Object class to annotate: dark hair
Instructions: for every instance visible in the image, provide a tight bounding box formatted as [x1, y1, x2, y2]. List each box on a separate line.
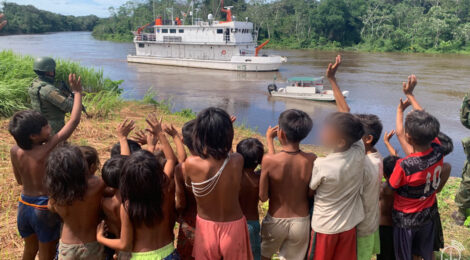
[405, 110, 440, 146]
[383, 155, 400, 179]
[438, 132, 453, 156]
[278, 109, 313, 143]
[355, 114, 383, 146]
[110, 139, 142, 157]
[8, 110, 48, 150]
[102, 155, 127, 189]
[182, 119, 196, 151]
[237, 138, 264, 169]
[193, 107, 233, 160]
[45, 145, 87, 205]
[326, 112, 365, 148]
[80, 146, 99, 171]
[120, 150, 165, 227]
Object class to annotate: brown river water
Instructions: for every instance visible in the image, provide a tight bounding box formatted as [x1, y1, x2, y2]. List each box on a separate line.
[1, 31, 469, 176]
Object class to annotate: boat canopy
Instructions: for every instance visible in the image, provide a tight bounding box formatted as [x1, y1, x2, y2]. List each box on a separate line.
[287, 76, 323, 83]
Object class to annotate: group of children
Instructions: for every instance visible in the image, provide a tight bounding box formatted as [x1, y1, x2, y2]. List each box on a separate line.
[8, 56, 453, 260]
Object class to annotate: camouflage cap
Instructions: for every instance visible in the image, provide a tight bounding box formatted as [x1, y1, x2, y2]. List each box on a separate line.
[33, 57, 56, 72]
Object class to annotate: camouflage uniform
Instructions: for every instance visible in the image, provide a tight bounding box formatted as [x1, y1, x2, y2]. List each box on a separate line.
[455, 93, 470, 215]
[28, 57, 73, 134]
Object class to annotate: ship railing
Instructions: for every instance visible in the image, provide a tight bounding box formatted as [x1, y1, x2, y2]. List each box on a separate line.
[136, 33, 156, 42]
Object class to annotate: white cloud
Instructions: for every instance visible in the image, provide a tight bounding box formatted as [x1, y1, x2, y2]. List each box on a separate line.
[5, 0, 130, 17]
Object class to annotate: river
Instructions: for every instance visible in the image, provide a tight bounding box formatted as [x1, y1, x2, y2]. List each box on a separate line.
[1, 31, 469, 176]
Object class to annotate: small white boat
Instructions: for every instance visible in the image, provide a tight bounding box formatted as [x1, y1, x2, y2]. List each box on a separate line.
[268, 77, 349, 102]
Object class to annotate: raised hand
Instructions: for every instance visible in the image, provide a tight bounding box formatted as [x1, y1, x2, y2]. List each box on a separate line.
[398, 98, 411, 112]
[132, 130, 148, 145]
[163, 124, 178, 137]
[117, 119, 135, 139]
[266, 125, 279, 140]
[68, 73, 83, 94]
[326, 55, 342, 79]
[0, 14, 7, 30]
[402, 75, 417, 96]
[230, 115, 237, 124]
[96, 220, 108, 240]
[383, 130, 396, 144]
[146, 113, 163, 136]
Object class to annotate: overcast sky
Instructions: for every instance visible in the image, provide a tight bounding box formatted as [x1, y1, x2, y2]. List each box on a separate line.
[5, 0, 131, 17]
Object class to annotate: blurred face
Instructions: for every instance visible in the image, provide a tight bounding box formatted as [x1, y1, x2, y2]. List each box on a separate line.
[319, 123, 346, 151]
[30, 124, 51, 145]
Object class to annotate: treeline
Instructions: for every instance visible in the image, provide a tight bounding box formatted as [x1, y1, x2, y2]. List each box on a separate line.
[0, 2, 100, 35]
[92, 0, 470, 53]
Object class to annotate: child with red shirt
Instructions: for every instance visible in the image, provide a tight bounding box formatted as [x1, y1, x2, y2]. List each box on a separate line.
[390, 75, 443, 260]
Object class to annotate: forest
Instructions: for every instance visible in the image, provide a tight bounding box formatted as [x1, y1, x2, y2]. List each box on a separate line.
[91, 0, 470, 53]
[0, 2, 99, 34]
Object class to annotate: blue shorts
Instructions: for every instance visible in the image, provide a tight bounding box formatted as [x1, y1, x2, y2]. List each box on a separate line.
[17, 194, 61, 243]
[393, 221, 434, 260]
[247, 220, 261, 260]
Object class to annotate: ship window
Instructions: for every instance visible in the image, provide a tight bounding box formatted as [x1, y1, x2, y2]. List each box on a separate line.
[138, 43, 145, 48]
[179, 29, 184, 33]
[217, 29, 223, 34]
[170, 29, 176, 33]
[156, 29, 160, 33]
[162, 29, 168, 33]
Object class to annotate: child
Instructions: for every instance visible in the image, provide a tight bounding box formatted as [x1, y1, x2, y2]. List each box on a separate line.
[46, 145, 106, 260]
[327, 55, 384, 260]
[8, 74, 82, 260]
[259, 109, 315, 260]
[377, 155, 399, 260]
[110, 119, 141, 158]
[181, 107, 253, 259]
[80, 145, 100, 175]
[175, 119, 197, 259]
[97, 114, 179, 259]
[237, 138, 264, 260]
[391, 84, 443, 260]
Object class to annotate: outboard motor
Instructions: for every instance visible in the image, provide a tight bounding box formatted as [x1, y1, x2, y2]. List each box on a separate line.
[268, 84, 277, 95]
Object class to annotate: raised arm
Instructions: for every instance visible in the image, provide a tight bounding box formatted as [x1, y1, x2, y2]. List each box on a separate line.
[383, 130, 398, 156]
[44, 74, 82, 153]
[164, 124, 187, 163]
[147, 114, 178, 178]
[174, 164, 187, 213]
[117, 119, 135, 156]
[266, 125, 278, 154]
[97, 204, 133, 252]
[327, 55, 350, 113]
[402, 75, 423, 111]
[396, 98, 413, 155]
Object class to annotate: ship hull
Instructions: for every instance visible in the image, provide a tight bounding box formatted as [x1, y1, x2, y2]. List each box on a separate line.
[127, 55, 283, 71]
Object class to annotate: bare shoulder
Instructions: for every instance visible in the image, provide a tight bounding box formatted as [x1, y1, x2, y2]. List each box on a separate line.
[10, 145, 21, 160]
[88, 176, 106, 195]
[230, 152, 243, 163]
[182, 156, 205, 174]
[261, 153, 277, 165]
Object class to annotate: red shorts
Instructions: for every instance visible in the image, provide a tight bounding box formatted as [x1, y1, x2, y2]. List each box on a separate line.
[306, 227, 357, 260]
[192, 215, 253, 260]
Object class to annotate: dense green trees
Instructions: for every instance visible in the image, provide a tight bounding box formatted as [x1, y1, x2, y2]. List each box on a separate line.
[0, 2, 99, 35]
[92, 0, 470, 53]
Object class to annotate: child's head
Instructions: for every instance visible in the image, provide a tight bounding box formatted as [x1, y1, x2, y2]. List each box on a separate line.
[182, 119, 196, 153]
[405, 110, 440, 147]
[120, 150, 165, 227]
[110, 139, 142, 157]
[321, 112, 364, 151]
[383, 155, 400, 180]
[193, 107, 233, 160]
[102, 155, 127, 189]
[45, 145, 87, 205]
[355, 114, 383, 148]
[237, 138, 264, 170]
[8, 110, 50, 150]
[80, 146, 100, 175]
[438, 132, 453, 156]
[278, 109, 313, 144]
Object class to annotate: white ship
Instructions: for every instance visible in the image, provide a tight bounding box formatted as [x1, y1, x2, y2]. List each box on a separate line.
[268, 77, 349, 102]
[127, 1, 286, 71]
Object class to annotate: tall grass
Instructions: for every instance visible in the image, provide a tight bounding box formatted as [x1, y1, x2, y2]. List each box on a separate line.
[0, 50, 123, 117]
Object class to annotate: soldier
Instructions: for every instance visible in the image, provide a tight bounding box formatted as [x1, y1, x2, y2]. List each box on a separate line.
[29, 57, 75, 134]
[454, 93, 470, 225]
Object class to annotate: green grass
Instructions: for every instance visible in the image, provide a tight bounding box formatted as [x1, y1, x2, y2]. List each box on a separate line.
[0, 50, 123, 118]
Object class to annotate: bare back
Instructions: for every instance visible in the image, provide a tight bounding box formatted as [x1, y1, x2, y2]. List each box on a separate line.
[11, 146, 50, 196]
[133, 179, 176, 252]
[239, 170, 260, 221]
[183, 153, 244, 222]
[262, 152, 316, 218]
[379, 183, 394, 226]
[53, 176, 105, 244]
[102, 193, 122, 237]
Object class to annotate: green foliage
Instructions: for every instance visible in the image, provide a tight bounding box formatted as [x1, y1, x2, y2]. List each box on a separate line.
[173, 108, 196, 119]
[0, 2, 100, 35]
[0, 50, 123, 118]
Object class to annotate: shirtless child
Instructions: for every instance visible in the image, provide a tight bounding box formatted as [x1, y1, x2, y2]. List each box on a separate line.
[237, 138, 264, 260]
[259, 109, 315, 260]
[8, 74, 82, 260]
[182, 107, 253, 259]
[46, 145, 106, 260]
[80, 146, 100, 175]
